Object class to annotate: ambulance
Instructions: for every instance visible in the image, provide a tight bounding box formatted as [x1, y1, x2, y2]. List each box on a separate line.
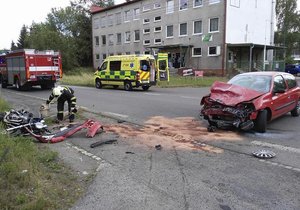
[94, 54, 168, 91]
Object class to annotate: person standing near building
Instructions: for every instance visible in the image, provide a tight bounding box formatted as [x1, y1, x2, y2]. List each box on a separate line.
[45, 86, 77, 123]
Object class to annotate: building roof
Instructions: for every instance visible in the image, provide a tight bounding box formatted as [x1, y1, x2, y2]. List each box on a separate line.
[90, 0, 142, 14]
[227, 43, 284, 50]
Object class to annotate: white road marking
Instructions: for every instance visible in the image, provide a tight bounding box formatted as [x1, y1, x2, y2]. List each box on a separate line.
[251, 140, 300, 154]
[143, 93, 161, 96]
[258, 159, 300, 173]
[66, 143, 111, 170]
[180, 96, 200, 100]
[105, 112, 128, 118]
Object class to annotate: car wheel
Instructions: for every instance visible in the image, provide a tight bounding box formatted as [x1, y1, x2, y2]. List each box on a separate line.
[291, 100, 300, 117]
[95, 78, 102, 89]
[124, 81, 132, 91]
[255, 109, 267, 133]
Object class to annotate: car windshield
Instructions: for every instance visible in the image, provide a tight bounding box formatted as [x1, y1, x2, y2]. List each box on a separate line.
[228, 74, 272, 93]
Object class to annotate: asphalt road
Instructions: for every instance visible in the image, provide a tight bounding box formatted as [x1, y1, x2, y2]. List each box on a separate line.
[0, 85, 299, 210]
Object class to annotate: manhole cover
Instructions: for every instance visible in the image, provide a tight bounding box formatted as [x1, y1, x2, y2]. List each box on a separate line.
[252, 150, 276, 159]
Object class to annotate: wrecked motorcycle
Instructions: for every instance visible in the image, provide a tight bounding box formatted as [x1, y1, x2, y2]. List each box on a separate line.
[0, 109, 50, 136]
[25, 119, 103, 143]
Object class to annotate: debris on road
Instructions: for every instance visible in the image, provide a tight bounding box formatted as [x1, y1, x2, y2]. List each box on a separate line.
[90, 139, 117, 148]
[155, 144, 162, 150]
[252, 150, 276, 159]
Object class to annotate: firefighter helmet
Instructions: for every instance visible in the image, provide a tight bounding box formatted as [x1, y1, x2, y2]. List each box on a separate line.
[52, 86, 64, 98]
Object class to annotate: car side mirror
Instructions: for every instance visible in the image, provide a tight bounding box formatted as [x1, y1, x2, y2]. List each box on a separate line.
[97, 66, 100, 71]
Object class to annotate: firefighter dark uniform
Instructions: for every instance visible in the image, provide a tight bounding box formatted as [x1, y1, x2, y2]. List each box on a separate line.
[46, 86, 77, 122]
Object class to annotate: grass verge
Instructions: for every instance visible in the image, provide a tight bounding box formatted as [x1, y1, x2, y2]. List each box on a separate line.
[0, 98, 85, 209]
[61, 67, 228, 87]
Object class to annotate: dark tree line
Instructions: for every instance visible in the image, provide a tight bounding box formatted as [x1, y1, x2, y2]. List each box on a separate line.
[12, 0, 113, 71]
[275, 0, 300, 63]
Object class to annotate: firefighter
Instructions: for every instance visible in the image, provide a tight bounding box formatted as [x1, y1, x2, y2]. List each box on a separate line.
[45, 86, 77, 123]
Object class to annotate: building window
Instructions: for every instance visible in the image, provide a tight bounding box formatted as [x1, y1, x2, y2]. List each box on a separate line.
[96, 54, 100, 60]
[134, 30, 140, 42]
[154, 26, 162, 32]
[116, 12, 122, 25]
[101, 16, 106, 28]
[102, 54, 107, 60]
[154, 38, 162, 44]
[124, 10, 131, 22]
[117, 33, 122, 45]
[166, 25, 173, 37]
[208, 46, 221, 56]
[154, 2, 161, 9]
[179, 23, 187, 36]
[194, 0, 203, 7]
[209, 17, 219, 33]
[166, 0, 174, 14]
[133, 8, 140, 20]
[101, 35, 106, 45]
[143, 4, 152, 11]
[95, 36, 99, 46]
[93, 18, 99, 29]
[179, 0, 188, 10]
[125, 52, 131, 55]
[144, 40, 150, 45]
[209, 0, 220, 4]
[125, 31, 131, 43]
[192, 47, 202, 57]
[143, 18, 150, 24]
[143, 28, 150, 34]
[154, 16, 161, 22]
[230, 0, 240, 7]
[108, 14, 114, 26]
[108, 34, 114, 45]
[193, 20, 202, 34]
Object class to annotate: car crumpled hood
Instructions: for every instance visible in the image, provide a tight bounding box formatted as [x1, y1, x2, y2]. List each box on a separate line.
[208, 81, 264, 106]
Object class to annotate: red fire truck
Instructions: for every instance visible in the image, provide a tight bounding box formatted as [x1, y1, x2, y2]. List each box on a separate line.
[0, 49, 62, 90]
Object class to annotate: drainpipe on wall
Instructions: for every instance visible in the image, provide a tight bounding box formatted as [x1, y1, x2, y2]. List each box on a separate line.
[249, 44, 254, 71]
[222, 0, 227, 77]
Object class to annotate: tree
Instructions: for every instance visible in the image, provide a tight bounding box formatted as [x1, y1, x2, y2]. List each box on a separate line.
[275, 0, 300, 63]
[17, 25, 29, 49]
[10, 41, 18, 50]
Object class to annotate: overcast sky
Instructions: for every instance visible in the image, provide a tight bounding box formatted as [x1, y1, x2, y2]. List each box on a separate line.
[0, 0, 299, 50]
[0, 0, 125, 49]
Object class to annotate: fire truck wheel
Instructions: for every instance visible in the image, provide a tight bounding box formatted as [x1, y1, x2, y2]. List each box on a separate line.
[1, 78, 7, 88]
[95, 78, 102, 89]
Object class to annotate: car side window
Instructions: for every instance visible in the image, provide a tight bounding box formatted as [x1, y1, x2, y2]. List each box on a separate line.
[110, 61, 121, 71]
[99, 61, 108, 71]
[284, 74, 297, 89]
[273, 75, 286, 92]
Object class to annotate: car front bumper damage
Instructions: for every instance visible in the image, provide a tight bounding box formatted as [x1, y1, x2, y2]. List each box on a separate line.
[201, 101, 256, 131]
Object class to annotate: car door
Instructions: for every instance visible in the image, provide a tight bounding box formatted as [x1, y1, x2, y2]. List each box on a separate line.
[271, 75, 293, 118]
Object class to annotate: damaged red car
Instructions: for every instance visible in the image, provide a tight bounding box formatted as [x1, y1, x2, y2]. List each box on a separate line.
[200, 71, 300, 133]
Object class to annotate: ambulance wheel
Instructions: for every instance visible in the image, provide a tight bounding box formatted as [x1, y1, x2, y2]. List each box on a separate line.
[95, 79, 102, 89]
[142, 86, 150, 91]
[124, 81, 132, 91]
